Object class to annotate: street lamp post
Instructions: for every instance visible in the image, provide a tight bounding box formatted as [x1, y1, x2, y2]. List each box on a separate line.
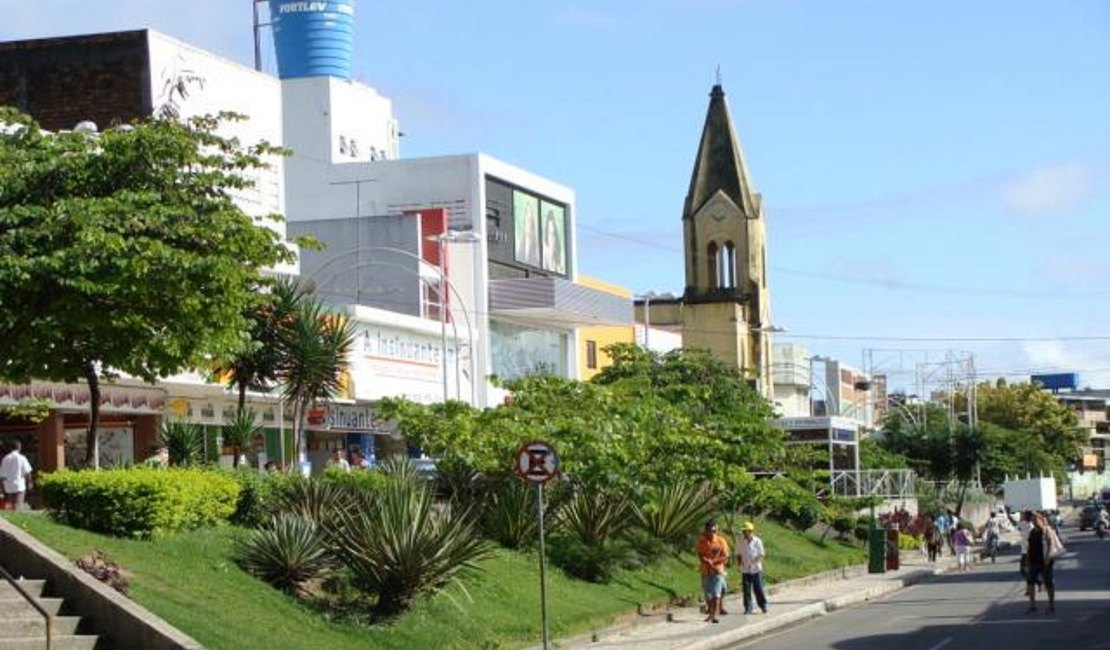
[427, 231, 481, 403]
[634, 291, 677, 351]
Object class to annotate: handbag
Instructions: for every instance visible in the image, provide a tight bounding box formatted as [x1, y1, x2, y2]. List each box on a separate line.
[1047, 528, 1066, 561]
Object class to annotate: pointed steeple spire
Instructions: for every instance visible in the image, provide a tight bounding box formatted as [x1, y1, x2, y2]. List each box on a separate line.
[684, 84, 757, 219]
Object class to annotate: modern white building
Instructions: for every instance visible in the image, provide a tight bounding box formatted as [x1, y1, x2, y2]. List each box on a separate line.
[0, 10, 630, 471]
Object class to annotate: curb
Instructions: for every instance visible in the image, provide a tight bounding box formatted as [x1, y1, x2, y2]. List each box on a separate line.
[674, 568, 941, 650]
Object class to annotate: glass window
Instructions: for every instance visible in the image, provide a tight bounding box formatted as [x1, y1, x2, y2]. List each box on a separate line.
[490, 320, 568, 380]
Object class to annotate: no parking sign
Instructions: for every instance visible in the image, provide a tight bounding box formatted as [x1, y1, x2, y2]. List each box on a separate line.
[514, 441, 560, 485]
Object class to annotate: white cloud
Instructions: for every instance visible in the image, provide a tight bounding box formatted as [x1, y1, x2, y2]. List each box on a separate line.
[1020, 340, 1110, 389]
[1000, 161, 1096, 217]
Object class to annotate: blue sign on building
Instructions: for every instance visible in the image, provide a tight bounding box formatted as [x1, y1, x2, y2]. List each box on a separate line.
[269, 0, 356, 80]
[1031, 373, 1077, 392]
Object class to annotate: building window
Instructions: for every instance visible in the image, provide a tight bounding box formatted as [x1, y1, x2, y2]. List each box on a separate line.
[586, 340, 598, 369]
[721, 241, 736, 289]
[707, 241, 719, 289]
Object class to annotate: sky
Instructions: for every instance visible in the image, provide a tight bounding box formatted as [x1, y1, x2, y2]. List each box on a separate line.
[3, 0, 1110, 393]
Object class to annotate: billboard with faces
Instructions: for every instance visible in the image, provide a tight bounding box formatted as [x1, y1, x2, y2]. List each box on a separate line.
[485, 176, 567, 276]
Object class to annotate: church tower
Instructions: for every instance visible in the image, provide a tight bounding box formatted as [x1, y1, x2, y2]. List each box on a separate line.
[681, 84, 773, 396]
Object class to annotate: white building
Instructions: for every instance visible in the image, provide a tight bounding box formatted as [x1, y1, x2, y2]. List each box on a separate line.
[0, 14, 630, 470]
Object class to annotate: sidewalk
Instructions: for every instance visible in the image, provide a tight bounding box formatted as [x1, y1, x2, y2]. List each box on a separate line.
[546, 551, 970, 650]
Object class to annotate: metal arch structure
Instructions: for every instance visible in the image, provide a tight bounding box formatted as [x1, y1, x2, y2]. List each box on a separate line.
[307, 247, 479, 405]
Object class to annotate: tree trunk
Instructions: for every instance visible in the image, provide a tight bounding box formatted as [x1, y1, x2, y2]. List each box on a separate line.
[84, 362, 101, 470]
[955, 481, 968, 518]
[294, 401, 306, 470]
[238, 383, 247, 413]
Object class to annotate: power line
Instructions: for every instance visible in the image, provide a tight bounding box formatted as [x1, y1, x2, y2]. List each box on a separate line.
[576, 222, 1110, 299]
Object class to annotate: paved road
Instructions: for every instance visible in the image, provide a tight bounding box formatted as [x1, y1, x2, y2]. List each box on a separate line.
[727, 528, 1110, 650]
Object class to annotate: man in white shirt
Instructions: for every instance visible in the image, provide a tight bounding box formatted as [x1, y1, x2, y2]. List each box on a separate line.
[1, 440, 34, 511]
[737, 521, 768, 614]
[327, 448, 351, 473]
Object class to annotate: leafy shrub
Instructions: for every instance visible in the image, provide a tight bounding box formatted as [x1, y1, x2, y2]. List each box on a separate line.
[227, 469, 298, 528]
[40, 468, 239, 538]
[319, 467, 388, 496]
[633, 481, 714, 547]
[747, 478, 827, 531]
[76, 549, 130, 596]
[330, 467, 492, 617]
[482, 478, 537, 550]
[853, 515, 873, 543]
[235, 513, 334, 596]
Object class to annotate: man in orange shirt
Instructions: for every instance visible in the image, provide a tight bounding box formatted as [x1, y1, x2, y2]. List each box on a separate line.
[696, 518, 730, 623]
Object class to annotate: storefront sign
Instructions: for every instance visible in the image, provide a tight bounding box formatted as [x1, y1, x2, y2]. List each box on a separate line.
[326, 405, 375, 430]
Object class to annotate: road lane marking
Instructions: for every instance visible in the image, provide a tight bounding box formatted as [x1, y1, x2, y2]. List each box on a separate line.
[925, 637, 953, 650]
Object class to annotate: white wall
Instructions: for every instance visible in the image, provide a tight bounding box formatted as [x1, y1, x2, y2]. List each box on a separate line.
[148, 31, 285, 219]
[147, 31, 297, 275]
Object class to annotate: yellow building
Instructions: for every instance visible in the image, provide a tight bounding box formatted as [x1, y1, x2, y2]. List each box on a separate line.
[575, 276, 636, 380]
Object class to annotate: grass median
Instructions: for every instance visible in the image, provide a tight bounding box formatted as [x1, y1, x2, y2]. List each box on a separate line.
[3, 512, 864, 650]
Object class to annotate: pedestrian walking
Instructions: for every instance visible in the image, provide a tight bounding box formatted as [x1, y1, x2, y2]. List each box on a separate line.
[1015, 509, 1034, 579]
[953, 524, 973, 571]
[934, 510, 951, 556]
[737, 521, 769, 614]
[925, 520, 943, 562]
[696, 519, 730, 624]
[0, 440, 34, 511]
[1026, 511, 1064, 614]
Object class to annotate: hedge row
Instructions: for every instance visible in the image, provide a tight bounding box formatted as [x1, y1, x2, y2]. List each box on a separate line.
[40, 468, 240, 538]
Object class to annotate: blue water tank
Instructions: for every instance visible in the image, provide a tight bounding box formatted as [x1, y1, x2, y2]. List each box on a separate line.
[268, 0, 355, 80]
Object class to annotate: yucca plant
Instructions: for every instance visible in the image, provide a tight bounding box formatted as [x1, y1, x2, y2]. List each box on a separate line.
[482, 477, 537, 549]
[158, 420, 203, 467]
[222, 409, 261, 468]
[235, 513, 334, 596]
[632, 481, 716, 547]
[555, 485, 631, 547]
[331, 468, 492, 617]
[274, 477, 355, 526]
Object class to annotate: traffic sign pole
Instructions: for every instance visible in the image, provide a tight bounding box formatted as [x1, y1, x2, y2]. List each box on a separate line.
[514, 441, 559, 650]
[537, 481, 549, 650]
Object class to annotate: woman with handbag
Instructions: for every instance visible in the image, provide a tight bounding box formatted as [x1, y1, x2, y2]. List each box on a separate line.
[1026, 511, 1065, 614]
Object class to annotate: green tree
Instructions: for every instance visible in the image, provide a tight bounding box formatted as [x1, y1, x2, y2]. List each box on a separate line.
[0, 109, 294, 467]
[971, 379, 1083, 464]
[277, 287, 357, 468]
[213, 278, 308, 413]
[381, 344, 787, 504]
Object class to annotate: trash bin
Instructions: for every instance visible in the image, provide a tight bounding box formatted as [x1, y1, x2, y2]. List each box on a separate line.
[885, 526, 901, 571]
[868, 527, 886, 574]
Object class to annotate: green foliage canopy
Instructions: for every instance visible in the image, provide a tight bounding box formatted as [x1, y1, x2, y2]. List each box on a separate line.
[0, 109, 295, 463]
[379, 344, 786, 502]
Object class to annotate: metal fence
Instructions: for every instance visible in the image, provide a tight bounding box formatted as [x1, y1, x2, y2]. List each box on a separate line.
[828, 469, 917, 498]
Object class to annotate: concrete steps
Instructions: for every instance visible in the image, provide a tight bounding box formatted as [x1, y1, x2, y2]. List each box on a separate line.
[0, 577, 101, 650]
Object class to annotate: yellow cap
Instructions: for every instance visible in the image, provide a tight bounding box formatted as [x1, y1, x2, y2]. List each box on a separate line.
[741, 522, 755, 532]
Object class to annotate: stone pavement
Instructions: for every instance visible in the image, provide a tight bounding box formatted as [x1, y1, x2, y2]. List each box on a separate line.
[545, 549, 977, 650]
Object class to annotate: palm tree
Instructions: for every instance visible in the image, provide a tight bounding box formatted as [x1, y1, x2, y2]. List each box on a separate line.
[213, 278, 308, 412]
[277, 287, 357, 468]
